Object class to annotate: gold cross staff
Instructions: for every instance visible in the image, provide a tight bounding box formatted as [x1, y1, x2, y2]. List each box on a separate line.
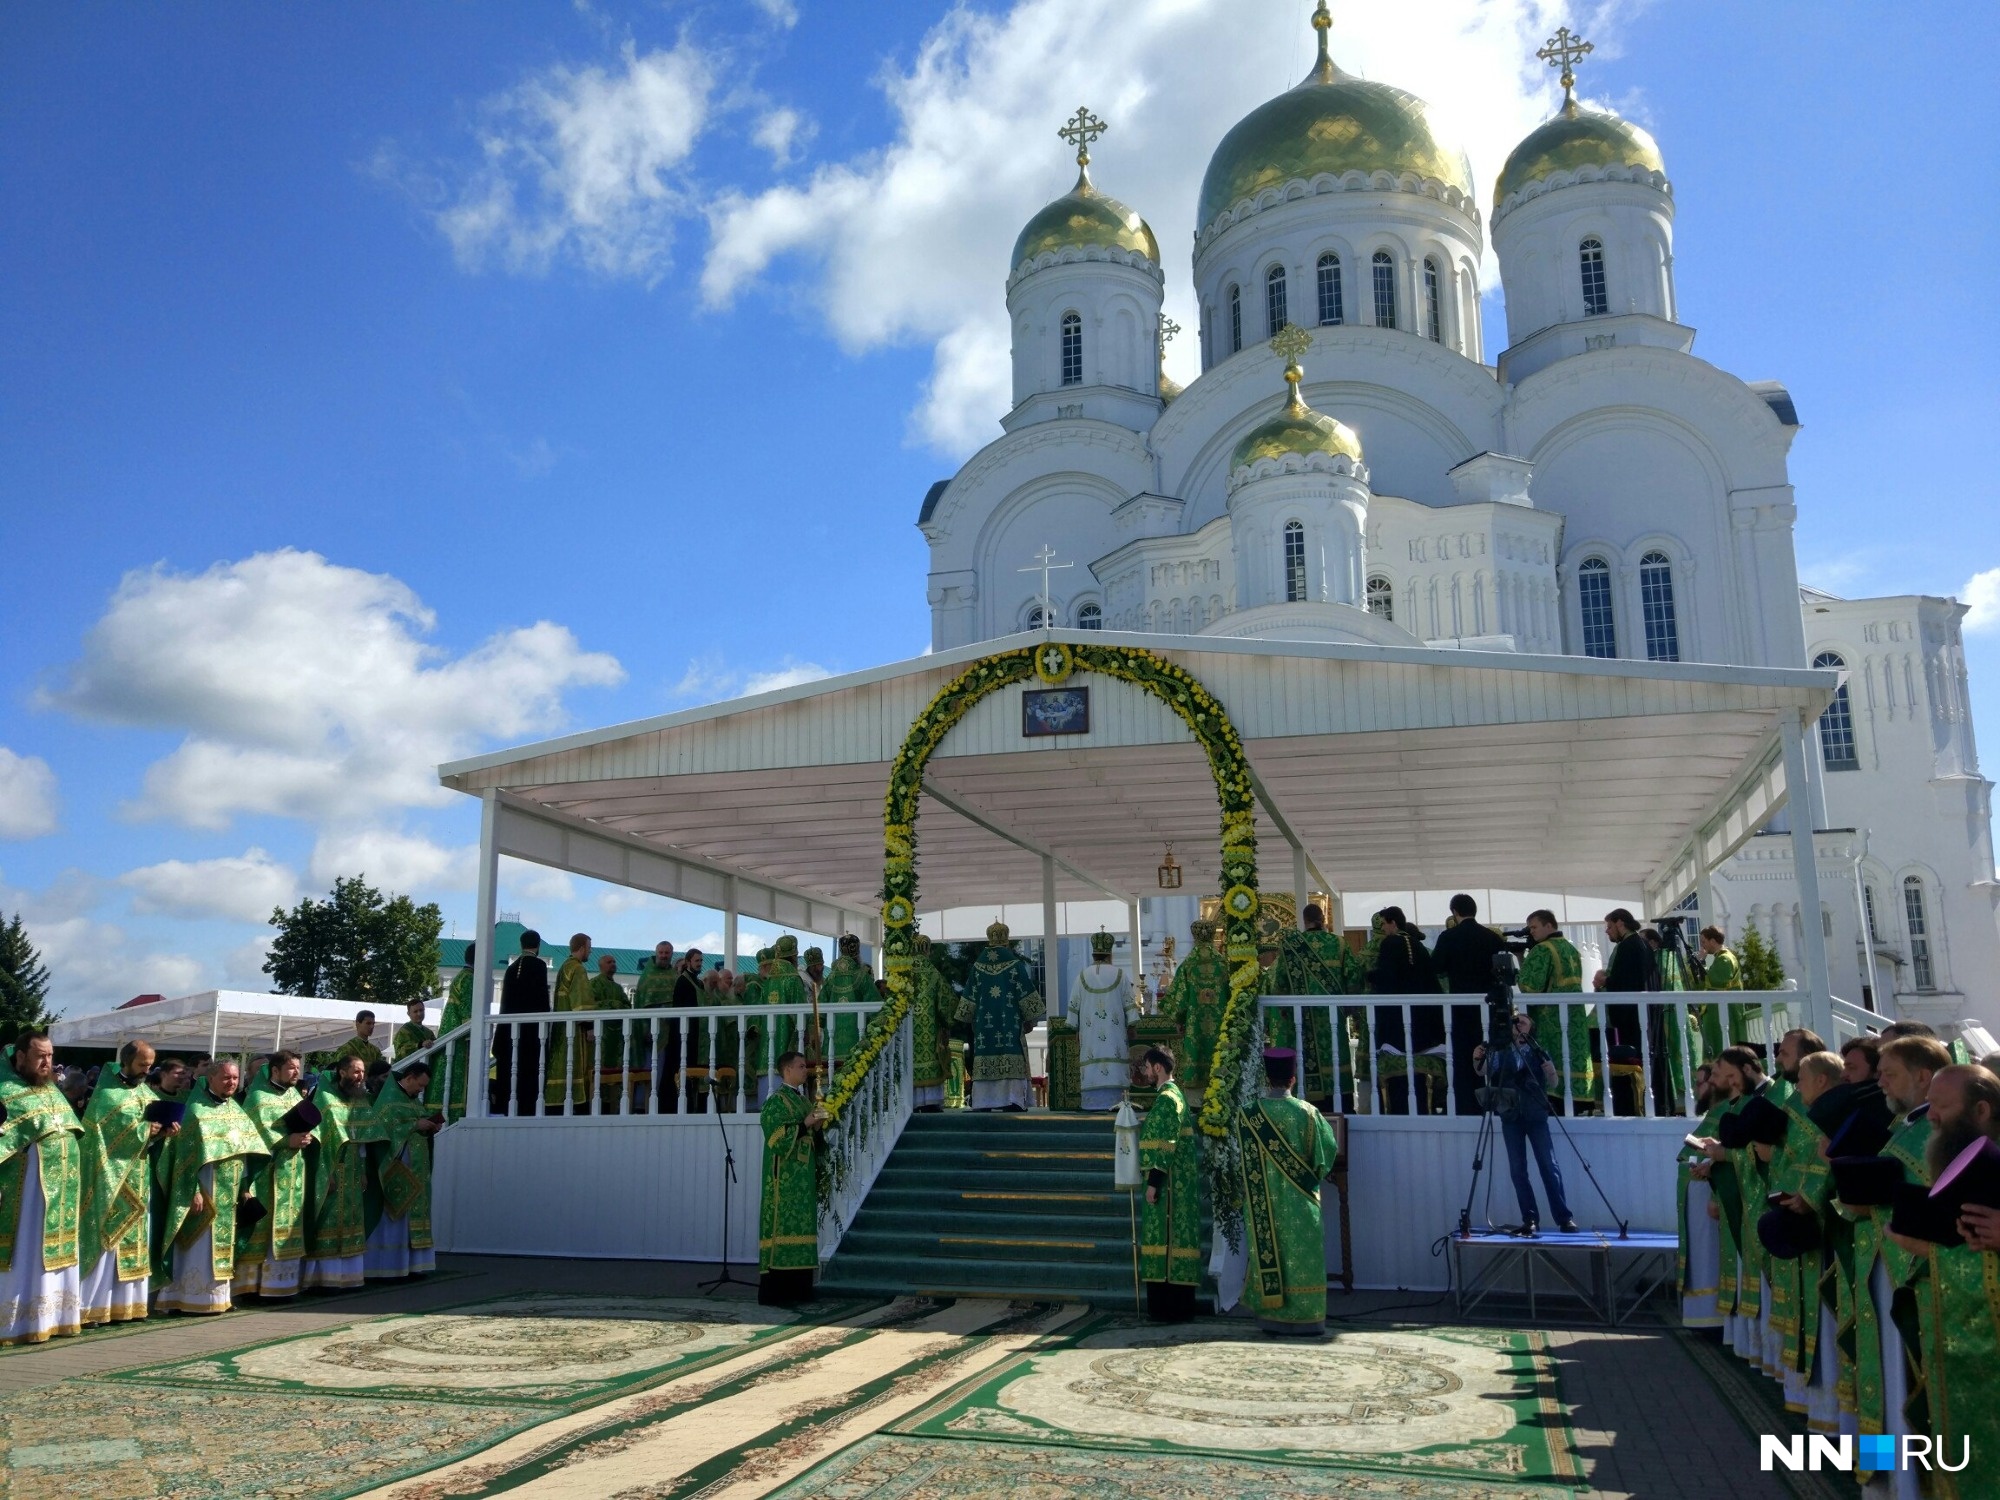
[1019, 544, 1074, 628]
[1537, 26, 1593, 109]
[1057, 106, 1107, 168]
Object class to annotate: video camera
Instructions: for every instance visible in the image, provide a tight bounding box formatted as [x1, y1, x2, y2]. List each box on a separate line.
[1497, 926, 1534, 958]
[1649, 912, 1706, 985]
[1485, 949, 1520, 1049]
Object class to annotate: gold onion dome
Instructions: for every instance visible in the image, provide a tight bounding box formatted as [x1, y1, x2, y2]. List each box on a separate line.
[1198, 3, 1471, 229]
[1013, 105, 1158, 268]
[1495, 26, 1663, 210]
[1232, 326, 1362, 472]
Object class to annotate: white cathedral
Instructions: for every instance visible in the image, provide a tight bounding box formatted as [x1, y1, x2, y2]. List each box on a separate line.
[915, 9, 1997, 1027]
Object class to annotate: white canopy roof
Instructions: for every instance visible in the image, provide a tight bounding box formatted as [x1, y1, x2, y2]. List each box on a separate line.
[51, 990, 428, 1056]
[440, 631, 1836, 918]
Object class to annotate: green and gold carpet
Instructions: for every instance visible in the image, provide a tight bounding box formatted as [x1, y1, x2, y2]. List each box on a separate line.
[0, 1298, 1584, 1499]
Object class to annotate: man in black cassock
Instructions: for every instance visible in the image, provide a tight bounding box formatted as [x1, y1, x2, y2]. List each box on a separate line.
[493, 929, 550, 1117]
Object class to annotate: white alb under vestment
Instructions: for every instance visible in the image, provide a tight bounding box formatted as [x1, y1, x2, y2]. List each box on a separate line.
[79, 1251, 148, 1326]
[1680, 1179, 1721, 1327]
[155, 1164, 233, 1316]
[1068, 963, 1135, 1111]
[0, 1147, 82, 1346]
[362, 1142, 436, 1280]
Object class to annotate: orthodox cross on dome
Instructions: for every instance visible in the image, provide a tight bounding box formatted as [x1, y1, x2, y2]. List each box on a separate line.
[1304, 1, 1338, 85]
[1019, 544, 1074, 628]
[1057, 106, 1108, 171]
[1537, 26, 1594, 114]
[1157, 313, 1180, 355]
[1270, 323, 1313, 414]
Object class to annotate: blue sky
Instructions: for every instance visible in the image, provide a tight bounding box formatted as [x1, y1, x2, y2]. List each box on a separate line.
[3, 0, 1997, 1009]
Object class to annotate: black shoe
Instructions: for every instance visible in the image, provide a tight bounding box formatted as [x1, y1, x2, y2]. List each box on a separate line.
[1513, 1222, 1539, 1238]
[1557, 1218, 1579, 1233]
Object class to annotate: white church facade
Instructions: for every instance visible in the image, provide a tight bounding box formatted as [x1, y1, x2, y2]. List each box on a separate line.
[916, 9, 1997, 1022]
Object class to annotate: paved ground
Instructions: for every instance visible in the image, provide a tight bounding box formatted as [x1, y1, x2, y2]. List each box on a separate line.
[0, 1257, 1816, 1498]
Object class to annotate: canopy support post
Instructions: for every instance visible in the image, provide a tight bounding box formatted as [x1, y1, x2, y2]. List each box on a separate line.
[1127, 899, 1144, 1008]
[724, 876, 738, 976]
[469, 789, 501, 1119]
[1042, 855, 1061, 1021]
[1779, 712, 1833, 1038]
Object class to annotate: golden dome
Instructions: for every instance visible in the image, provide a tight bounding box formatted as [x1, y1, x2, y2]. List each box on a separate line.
[1232, 327, 1362, 471]
[1494, 102, 1665, 210]
[1198, 7, 1471, 230]
[1012, 169, 1159, 269]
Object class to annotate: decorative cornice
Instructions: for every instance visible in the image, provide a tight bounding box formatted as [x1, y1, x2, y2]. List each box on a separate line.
[1007, 244, 1165, 295]
[1194, 169, 1481, 257]
[1227, 448, 1369, 495]
[1493, 162, 1671, 225]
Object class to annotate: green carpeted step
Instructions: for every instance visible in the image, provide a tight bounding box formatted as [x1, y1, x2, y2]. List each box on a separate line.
[820, 1252, 1139, 1295]
[838, 1226, 1133, 1264]
[855, 1189, 1129, 1227]
[865, 1166, 1111, 1195]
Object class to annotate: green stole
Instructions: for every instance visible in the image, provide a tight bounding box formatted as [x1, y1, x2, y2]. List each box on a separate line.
[426, 969, 472, 1121]
[761, 962, 809, 1063]
[0, 1073, 85, 1273]
[1924, 1245, 2000, 1500]
[365, 1086, 433, 1248]
[1239, 1093, 1337, 1320]
[238, 1068, 311, 1264]
[758, 1085, 818, 1274]
[545, 956, 594, 1107]
[1138, 1080, 1200, 1287]
[909, 961, 956, 1089]
[1710, 1091, 1752, 1315]
[79, 1074, 158, 1280]
[154, 1083, 266, 1282]
[307, 1085, 372, 1260]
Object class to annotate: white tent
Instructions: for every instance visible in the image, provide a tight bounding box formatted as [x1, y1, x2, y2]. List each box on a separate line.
[51, 990, 430, 1057]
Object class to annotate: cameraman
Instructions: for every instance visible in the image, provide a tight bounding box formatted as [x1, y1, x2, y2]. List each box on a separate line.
[1473, 1011, 1578, 1234]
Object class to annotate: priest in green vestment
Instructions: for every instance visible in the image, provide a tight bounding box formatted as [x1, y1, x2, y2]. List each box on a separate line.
[956, 922, 1044, 1112]
[1693, 1046, 1766, 1362]
[233, 1051, 318, 1300]
[1162, 920, 1230, 1107]
[364, 1059, 440, 1279]
[305, 1055, 373, 1290]
[1516, 911, 1594, 1109]
[1237, 1047, 1339, 1335]
[154, 1058, 268, 1316]
[79, 1038, 164, 1328]
[910, 934, 958, 1111]
[0, 1032, 85, 1346]
[819, 934, 879, 1071]
[688, 966, 745, 1113]
[545, 933, 598, 1112]
[393, 999, 435, 1061]
[758, 1049, 827, 1306]
[588, 954, 635, 1114]
[426, 951, 474, 1123]
[1137, 1046, 1200, 1321]
[760, 941, 811, 1106]
[1269, 904, 1363, 1111]
[332, 1011, 384, 1070]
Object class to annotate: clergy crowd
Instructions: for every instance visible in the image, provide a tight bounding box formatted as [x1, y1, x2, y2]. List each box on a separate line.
[1675, 1023, 2000, 1493]
[0, 1027, 440, 1348]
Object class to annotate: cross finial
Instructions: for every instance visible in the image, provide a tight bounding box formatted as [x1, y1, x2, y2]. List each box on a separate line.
[1157, 313, 1180, 351]
[1018, 543, 1074, 627]
[1304, 2, 1338, 85]
[1536, 26, 1593, 114]
[1270, 323, 1312, 414]
[1057, 106, 1108, 173]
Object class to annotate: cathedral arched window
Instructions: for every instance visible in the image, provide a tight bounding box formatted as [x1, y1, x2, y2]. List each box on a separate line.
[1283, 521, 1307, 603]
[1076, 602, 1103, 631]
[1317, 253, 1344, 326]
[1813, 651, 1859, 770]
[1025, 605, 1048, 630]
[1580, 238, 1608, 317]
[1903, 876, 1935, 990]
[1371, 251, 1397, 330]
[1228, 284, 1242, 354]
[1577, 557, 1617, 658]
[1639, 551, 1680, 662]
[1423, 257, 1443, 343]
[1265, 264, 1288, 336]
[1059, 312, 1083, 386]
[1365, 575, 1394, 621]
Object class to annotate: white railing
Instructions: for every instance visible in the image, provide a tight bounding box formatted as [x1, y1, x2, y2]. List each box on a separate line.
[1258, 990, 1810, 1119]
[1829, 994, 1887, 1042]
[819, 1012, 914, 1260]
[443, 1002, 882, 1119]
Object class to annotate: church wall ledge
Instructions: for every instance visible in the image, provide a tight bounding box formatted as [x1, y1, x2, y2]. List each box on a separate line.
[1006, 244, 1163, 294]
[1195, 170, 1480, 253]
[1493, 164, 1673, 226]
[1226, 449, 1368, 493]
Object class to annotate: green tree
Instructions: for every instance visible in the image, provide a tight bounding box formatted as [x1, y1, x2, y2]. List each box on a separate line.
[1738, 920, 1786, 991]
[0, 911, 55, 1045]
[266, 876, 443, 1008]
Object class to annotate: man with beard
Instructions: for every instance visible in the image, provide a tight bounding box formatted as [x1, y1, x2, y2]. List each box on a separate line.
[78, 1039, 170, 1328]
[304, 1055, 373, 1289]
[234, 1051, 318, 1300]
[364, 1059, 441, 1279]
[154, 1059, 268, 1315]
[1676, 1063, 1727, 1329]
[1693, 1045, 1772, 1366]
[0, 1032, 85, 1345]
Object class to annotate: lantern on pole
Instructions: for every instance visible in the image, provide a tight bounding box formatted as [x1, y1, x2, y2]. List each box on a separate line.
[1156, 845, 1182, 890]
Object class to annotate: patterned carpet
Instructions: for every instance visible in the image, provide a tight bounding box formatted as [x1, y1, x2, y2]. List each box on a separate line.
[0, 1297, 1584, 1499]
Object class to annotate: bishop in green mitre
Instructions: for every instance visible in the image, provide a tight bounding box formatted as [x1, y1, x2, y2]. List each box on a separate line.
[1138, 1046, 1200, 1321]
[819, 934, 879, 1070]
[393, 998, 435, 1061]
[1238, 1047, 1339, 1335]
[588, 953, 634, 1114]
[545, 933, 597, 1112]
[154, 1058, 268, 1316]
[304, 1054, 373, 1290]
[234, 1051, 318, 1300]
[0, 1032, 85, 1346]
[1269, 904, 1364, 1111]
[78, 1038, 164, 1328]
[758, 1048, 827, 1306]
[910, 933, 959, 1111]
[957, 921, 1044, 1111]
[426, 946, 474, 1123]
[363, 1059, 440, 1279]
[1162, 920, 1230, 1108]
[760, 939, 811, 1104]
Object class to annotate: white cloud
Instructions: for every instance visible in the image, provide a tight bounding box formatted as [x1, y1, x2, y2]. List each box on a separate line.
[223, 934, 276, 990]
[309, 828, 477, 894]
[691, 927, 771, 957]
[501, 855, 576, 906]
[0, 868, 206, 1013]
[701, 0, 1616, 454]
[752, 0, 800, 28]
[429, 41, 715, 280]
[0, 748, 59, 840]
[752, 107, 811, 168]
[672, 653, 832, 703]
[119, 847, 298, 924]
[47, 549, 623, 830]
[1962, 568, 2000, 633]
